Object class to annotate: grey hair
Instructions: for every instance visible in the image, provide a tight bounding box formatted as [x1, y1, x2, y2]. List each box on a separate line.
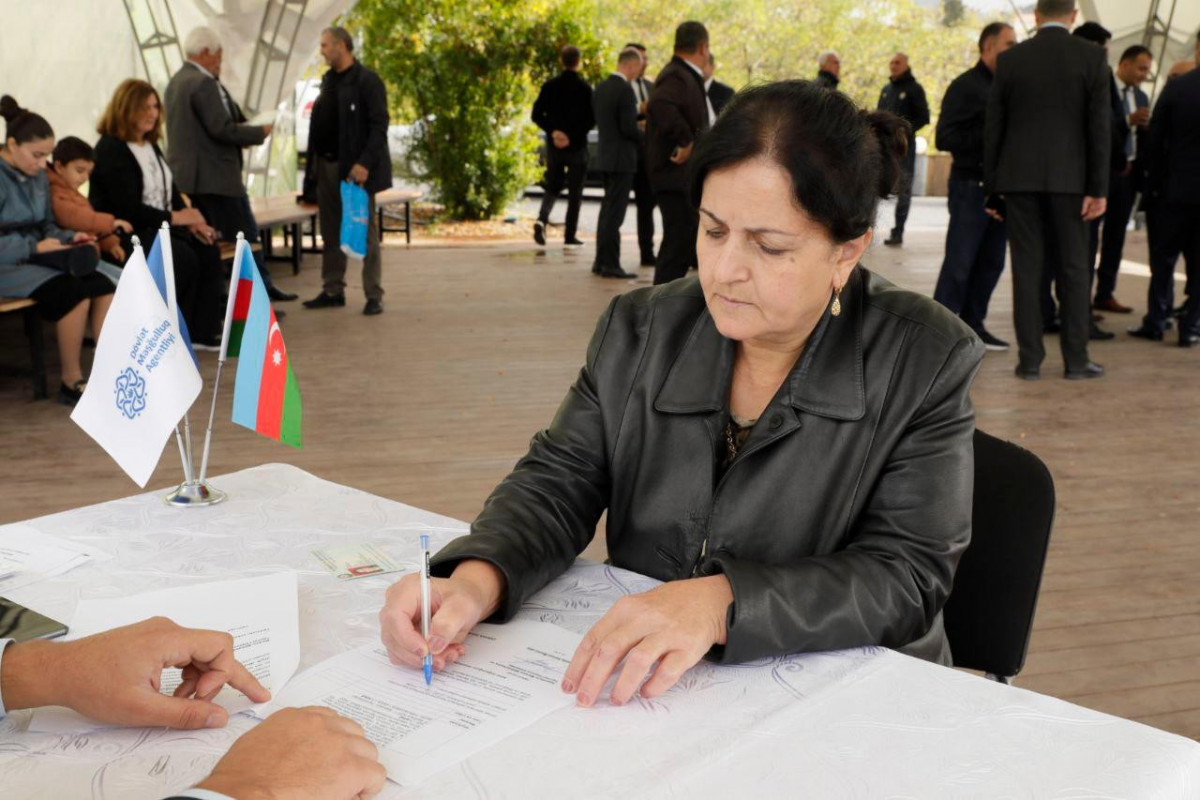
[818, 50, 839, 68]
[323, 26, 355, 53]
[183, 26, 222, 57]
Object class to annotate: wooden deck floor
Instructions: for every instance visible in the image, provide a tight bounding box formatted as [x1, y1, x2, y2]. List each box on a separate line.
[2, 203, 1198, 739]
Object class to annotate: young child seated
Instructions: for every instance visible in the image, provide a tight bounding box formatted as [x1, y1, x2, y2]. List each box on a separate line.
[48, 136, 131, 279]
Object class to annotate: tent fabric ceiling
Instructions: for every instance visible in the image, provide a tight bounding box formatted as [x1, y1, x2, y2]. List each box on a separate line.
[3, 0, 353, 151]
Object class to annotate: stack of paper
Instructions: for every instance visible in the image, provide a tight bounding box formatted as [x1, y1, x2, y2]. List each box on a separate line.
[0, 525, 106, 592]
[29, 571, 300, 733]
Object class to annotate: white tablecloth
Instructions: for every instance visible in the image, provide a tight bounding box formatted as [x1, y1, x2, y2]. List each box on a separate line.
[2, 464, 1198, 799]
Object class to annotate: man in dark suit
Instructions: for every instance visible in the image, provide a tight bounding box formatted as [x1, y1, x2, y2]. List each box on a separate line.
[705, 53, 735, 116]
[814, 51, 841, 89]
[1134, 65, 1200, 345]
[591, 49, 643, 279]
[877, 53, 930, 247]
[531, 46, 594, 249]
[164, 27, 296, 303]
[647, 21, 712, 285]
[933, 22, 1017, 351]
[626, 43, 657, 268]
[985, 0, 1111, 380]
[300, 27, 393, 316]
[1091, 45, 1152, 316]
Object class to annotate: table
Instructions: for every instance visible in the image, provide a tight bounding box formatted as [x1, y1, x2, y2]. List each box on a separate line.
[2, 464, 1198, 799]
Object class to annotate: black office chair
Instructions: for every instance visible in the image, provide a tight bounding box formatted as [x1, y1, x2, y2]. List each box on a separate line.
[942, 429, 1055, 684]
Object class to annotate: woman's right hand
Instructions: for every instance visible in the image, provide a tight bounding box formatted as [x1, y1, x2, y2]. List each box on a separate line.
[378, 559, 506, 672]
[35, 238, 66, 254]
[172, 207, 205, 227]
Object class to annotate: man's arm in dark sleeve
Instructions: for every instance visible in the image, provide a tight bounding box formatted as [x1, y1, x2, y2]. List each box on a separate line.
[1085, 56, 1113, 197]
[532, 82, 553, 133]
[356, 72, 390, 171]
[911, 83, 931, 132]
[192, 81, 267, 147]
[618, 83, 641, 143]
[647, 74, 695, 149]
[935, 77, 978, 158]
[983, 63, 1007, 194]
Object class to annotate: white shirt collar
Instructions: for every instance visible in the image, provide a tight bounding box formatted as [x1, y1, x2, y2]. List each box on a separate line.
[1038, 22, 1069, 32]
[188, 59, 216, 80]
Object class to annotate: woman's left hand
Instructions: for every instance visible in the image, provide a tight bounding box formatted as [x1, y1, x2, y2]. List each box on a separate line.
[189, 223, 218, 245]
[562, 575, 733, 707]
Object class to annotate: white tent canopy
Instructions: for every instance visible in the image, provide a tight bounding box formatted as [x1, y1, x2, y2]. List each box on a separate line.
[1084, 0, 1199, 95]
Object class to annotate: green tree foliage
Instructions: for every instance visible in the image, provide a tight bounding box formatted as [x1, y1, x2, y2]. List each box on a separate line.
[353, 0, 606, 220]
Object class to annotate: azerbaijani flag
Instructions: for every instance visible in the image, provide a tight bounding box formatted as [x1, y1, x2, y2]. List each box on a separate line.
[222, 241, 302, 447]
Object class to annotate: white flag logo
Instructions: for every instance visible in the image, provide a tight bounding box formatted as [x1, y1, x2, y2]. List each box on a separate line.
[71, 246, 201, 487]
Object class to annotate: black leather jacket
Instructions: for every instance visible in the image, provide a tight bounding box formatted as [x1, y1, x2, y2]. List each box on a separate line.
[432, 269, 984, 666]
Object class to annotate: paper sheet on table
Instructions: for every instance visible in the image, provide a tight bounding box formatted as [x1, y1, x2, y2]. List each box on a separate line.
[28, 571, 299, 733]
[257, 619, 582, 786]
[0, 524, 108, 591]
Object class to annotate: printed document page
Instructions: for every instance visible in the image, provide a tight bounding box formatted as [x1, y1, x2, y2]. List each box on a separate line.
[29, 571, 299, 732]
[259, 619, 582, 786]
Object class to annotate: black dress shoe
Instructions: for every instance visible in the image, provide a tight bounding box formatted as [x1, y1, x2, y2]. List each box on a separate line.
[303, 292, 346, 309]
[598, 268, 638, 279]
[1127, 325, 1163, 341]
[267, 286, 299, 302]
[1089, 324, 1115, 341]
[640, 256, 657, 267]
[883, 232, 903, 247]
[1181, 331, 1200, 348]
[1044, 320, 1062, 334]
[1064, 361, 1105, 380]
[1014, 365, 1040, 381]
[533, 220, 546, 246]
[363, 299, 384, 316]
[564, 238, 585, 248]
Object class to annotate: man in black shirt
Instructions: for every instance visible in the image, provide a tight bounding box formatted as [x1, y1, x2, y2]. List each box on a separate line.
[532, 46, 594, 247]
[301, 27, 393, 316]
[877, 53, 930, 246]
[933, 22, 1016, 351]
[814, 51, 840, 89]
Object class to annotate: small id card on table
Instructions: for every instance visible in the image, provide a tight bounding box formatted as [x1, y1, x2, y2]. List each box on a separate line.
[312, 543, 407, 580]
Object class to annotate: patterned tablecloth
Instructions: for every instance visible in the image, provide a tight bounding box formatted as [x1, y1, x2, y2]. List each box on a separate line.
[2, 464, 1198, 799]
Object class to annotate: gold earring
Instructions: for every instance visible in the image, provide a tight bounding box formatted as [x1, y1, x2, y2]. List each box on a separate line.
[831, 287, 842, 317]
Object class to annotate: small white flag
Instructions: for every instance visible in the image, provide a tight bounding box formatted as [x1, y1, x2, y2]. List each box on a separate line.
[71, 245, 202, 487]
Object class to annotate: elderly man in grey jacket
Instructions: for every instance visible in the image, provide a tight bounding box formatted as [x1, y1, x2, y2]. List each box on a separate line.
[164, 26, 296, 302]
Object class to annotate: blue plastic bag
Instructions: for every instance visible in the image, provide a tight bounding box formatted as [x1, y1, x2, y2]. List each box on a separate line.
[340, 180, 369, 260]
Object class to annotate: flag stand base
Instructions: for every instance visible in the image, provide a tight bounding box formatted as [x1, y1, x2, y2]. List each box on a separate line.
[164, 481, 227, 507]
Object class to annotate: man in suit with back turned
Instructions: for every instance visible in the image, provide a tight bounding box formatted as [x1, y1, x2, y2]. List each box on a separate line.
[591, 49, 644, 279]
[646, 21, 712, 286]
[985, 0, 1111, 380]
[626, 43, 658, 268]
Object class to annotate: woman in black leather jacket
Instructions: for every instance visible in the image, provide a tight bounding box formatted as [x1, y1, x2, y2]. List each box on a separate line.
[381, 81, 984, 708]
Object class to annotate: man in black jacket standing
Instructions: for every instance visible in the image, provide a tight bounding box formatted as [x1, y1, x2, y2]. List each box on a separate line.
[814, 51, 840, 89]
[877, 54, 930, 247]
[933, 22, 1016, 351]
[1135, 65, 1200, 345]
[647, 21, 712, 285]
[1092, 45, 1152, 316]
[301, 27, 393, 316]
[626, 43, 657, 267]
[985, 0, 1111, 379]
[532, 46, 594, 249]
[590, 49, 642, 279]
[705, 54, 735, 116]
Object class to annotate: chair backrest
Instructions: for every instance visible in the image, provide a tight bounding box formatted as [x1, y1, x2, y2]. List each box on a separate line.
[943, 429, 1055, 679]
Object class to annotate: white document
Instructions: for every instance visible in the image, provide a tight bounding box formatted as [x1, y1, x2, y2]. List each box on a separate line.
[0, 525, 107, 591]
[28, 572, 299, 733]
[259, 619, 582, 786]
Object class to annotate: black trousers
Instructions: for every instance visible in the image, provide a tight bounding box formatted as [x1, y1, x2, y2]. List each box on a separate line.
[129, 227, 224, 341]
[1088, 168, 1137, 303]
[537, 147, 588, 242]
[633, 150, 656, 263]
[593, 171, 634, 274]
[891, 144, 917, 237]
[1143, 200, 1200, 335]
[191, 193, 275, 289]
[932, 178, 1007, 331]
[654, 190, 698, 286]
[1006, 192, 1091, 371]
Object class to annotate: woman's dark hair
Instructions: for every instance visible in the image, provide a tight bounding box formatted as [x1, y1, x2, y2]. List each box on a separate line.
[52, 136, 94, 165]
[1, 95, 54, 145]
[688, 80, 909, 243]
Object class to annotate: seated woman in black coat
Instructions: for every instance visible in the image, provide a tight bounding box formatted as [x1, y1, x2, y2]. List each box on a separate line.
[89, 78, 224, 347]
[380, 81, 985, 707]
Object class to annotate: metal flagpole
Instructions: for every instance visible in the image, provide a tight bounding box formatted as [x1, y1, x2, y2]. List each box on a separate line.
[198, 232, 247, 487]
[162, 223, 225, 506]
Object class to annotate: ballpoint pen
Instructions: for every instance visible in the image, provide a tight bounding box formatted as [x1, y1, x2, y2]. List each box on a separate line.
[420, 533, 433, 685]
